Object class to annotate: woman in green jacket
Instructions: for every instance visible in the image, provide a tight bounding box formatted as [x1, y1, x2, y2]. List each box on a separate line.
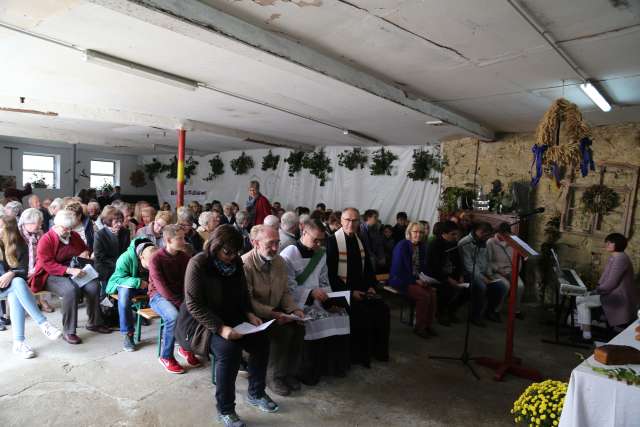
[107, 237, 157, 351]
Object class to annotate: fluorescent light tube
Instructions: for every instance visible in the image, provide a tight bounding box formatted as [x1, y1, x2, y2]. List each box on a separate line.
[83, 49, 198, 91]
[342, 129, 379, 144]
[579, 82, 611, 112]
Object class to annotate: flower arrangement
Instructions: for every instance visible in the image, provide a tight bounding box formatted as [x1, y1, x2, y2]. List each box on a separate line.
[284, 150, 305, 177]
[144, 158, 164, 180]
[31, 174, 48, 189]
[439, 186, 474, 214]
[581, 184, 619, 215]
[511, 380, 567, 427]
[337, 147, 368, 170]
[99, 182, 114, 194]
[203, 155, 225, 181]
[302, 148, 333, 186]
[129, 169, 147, 187]
[261, 150, 280, 171]
[163, 156, 199, 179]
[369, 148, 398, 176]
[230, 152, 254, 175]
[407, 148, 444, 183]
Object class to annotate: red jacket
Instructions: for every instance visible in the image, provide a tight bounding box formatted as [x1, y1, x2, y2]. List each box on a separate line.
[254, 194, 272, 226]
[28, 229, 88, 292]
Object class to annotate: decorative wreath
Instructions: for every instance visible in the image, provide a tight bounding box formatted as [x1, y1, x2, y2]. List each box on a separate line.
[129, 169, 147, 187]
[582, 184, 619, 215]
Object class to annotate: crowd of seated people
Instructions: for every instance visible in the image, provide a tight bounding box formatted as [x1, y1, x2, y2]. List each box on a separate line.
[1, 179, 637, 427]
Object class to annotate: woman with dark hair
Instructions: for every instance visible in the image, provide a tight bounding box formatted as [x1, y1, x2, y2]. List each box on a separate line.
[576, 233, 637, 341]
[175, 225, 277, 427]
[93, 207, 131, 289]
[0, 215, 61, 357]
[380, 224, 395, 273]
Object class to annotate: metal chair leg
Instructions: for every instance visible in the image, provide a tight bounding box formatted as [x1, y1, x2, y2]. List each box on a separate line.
[157, 319, 164, 358]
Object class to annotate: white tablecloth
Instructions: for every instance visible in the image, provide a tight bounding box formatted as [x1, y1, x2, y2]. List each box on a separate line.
[559, 320, 640, 427]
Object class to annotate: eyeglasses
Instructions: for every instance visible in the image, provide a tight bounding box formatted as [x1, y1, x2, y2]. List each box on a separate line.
[221, 246, 242, 257]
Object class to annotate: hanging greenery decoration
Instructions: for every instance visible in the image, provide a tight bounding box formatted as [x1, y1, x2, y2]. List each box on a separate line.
[163, 156, 199, 179]
[261, 150, 280, 171]
[203, 155, 225, 181]
[582, 184, 619, 215]
[144, 158, 164, 181]
[284, 150, 305, 177]
[407, 148, 445, 183]
[302, 148, 333, 186]
[129, 169, 147, 187]
[230, 152, 254, 175]
[337, 147, 368, 170]
[439, 186, 474, 214]
[369, 148, 398, 176]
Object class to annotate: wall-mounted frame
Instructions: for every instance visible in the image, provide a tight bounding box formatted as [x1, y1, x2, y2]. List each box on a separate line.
[560, 162, 638, 238]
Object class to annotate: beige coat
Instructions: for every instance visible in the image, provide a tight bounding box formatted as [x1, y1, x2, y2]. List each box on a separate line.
[242, 249, 298, 319]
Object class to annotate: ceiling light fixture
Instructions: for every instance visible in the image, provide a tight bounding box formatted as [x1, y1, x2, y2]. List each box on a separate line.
[579, 81, 612, 112]
[342, 129, 379, 145]
[83, 49, 198, 91]
[425, 120, 445, 126]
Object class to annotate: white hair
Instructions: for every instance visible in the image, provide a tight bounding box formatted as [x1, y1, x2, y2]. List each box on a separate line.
[4, 201, 23, 217]
[53, 210, 76, 228]
[198, 211, 213, 227]
[176, 206, 193, 224]
[263, 215, 280, 228]
[280, 211, 299, 232]
[299, 214, 310, 224]
[18, 208, 44, 226]
[49, 198, 64, 211]
[235, 210, 248, 225]
[27, 194, 40, 207]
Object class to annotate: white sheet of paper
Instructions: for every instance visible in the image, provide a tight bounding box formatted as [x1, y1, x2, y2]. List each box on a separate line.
[509, 235, 539, 257]
[72, 264, 99, 288]
[456, 282, 471, 289]
[327, 291, 351, 305]
[280, 313, 312, 322]
[233, 319, 275, 335]
[418, 272, 441, 285]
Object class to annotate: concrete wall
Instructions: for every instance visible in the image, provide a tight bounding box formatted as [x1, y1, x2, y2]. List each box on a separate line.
[0, 137, 156, 200]
[441, 122, 640, 286]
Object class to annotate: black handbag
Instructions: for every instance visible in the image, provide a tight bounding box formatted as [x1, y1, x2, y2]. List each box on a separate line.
[69, 256, 94, 269]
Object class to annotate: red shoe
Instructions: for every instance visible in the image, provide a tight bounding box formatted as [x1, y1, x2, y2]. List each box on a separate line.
[159, 357, 185, 374]
[177, 347, 202, 367]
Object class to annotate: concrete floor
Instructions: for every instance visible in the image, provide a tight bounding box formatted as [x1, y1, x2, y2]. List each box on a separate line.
[0, 298, 588, 427]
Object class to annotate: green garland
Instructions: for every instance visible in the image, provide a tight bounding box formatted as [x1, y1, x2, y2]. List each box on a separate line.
[284, 150, 305, 177]
[144, 158, 164, 180]
[302, 148, 333, 186]
[582, 184, 619, 215]
[440, 186, 474, 214]
[407, 149, 444, 183]
[337, 147, 368, 170]
[164, 156, 199, 179]
[369, 148, 398, 176]
[230, 152, 254, 175]
[203, 155, 225, 181]
[261, 150, 280, 171]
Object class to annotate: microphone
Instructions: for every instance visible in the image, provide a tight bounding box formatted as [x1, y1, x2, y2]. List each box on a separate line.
[519, 207, 545, 218]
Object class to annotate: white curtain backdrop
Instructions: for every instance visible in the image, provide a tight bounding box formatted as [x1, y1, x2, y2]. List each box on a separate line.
[142, 145, 441, 224]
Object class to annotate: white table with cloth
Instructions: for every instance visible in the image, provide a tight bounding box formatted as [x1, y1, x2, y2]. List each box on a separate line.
[559, 319, 640, 427]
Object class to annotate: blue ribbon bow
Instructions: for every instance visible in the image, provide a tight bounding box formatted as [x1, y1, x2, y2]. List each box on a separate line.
[530, 144, 548, 187]
[579, 137, 595, 177]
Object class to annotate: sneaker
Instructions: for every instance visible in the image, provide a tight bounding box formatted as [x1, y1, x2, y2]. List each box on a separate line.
[123, 335, 136, 352]
[159, 357, 185, 374]
[38, 321, 62, 340]
[267, 378, 291, 396]
[177, 347, 201, 367]
[217, 412, 246, 427]
[13, 341, 35, 359]
[246, 393, 279, 413]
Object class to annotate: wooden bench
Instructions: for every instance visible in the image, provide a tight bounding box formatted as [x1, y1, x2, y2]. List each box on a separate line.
[377, 274, 416, 327]
[135, 307, 164, 356]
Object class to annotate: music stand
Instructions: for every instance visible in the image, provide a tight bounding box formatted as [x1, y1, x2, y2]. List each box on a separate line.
[475, 234, 543, 381]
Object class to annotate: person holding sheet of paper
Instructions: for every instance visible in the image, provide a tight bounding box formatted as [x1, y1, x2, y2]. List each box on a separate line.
[29, 210, 110, 345]
[176, 225, 277, 427]
[389, 221, 437, 339]
[243, 224, 305, 397]
[281, 218, 350, 385]
[326, 208, 389, 368]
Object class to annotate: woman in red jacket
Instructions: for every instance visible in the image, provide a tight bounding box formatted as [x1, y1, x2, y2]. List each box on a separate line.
[29, 210, 111, 344]
[246, 180, 272, 226]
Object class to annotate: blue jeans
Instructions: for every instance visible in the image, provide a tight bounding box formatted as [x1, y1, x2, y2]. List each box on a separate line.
[149, 294, 178, 359]
[470, 278, 508, 320]
[0, 277, 46, 342]
[117, 287, 148, 334]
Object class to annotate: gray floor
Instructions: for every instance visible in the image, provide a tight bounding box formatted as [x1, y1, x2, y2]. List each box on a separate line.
[0, 298, 587, 427]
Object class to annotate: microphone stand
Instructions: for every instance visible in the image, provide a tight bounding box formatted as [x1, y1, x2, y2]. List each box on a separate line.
[429, 239, 481, 380]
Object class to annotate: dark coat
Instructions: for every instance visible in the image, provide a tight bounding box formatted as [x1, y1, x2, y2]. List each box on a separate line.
[389, 239, 428, 294]
[93, 227, 131, 283]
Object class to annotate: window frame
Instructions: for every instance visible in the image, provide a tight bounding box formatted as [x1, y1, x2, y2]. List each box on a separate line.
[22, 152, 60, 189]
[90, 159, 120, 189]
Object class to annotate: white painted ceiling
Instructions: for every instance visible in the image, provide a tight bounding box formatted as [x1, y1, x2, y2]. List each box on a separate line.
[0, 0, 639, 154]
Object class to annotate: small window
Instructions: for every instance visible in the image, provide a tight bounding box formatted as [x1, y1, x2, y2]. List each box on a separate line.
[90, 160, 117, 189]
[23, 153, 58, 189]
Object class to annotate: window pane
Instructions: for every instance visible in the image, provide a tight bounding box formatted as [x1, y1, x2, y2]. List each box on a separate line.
[90, 175, 114, 189]
[23, 171, 54, 188]
[91, 160, 115, 175]
[23, 154, 54, 171]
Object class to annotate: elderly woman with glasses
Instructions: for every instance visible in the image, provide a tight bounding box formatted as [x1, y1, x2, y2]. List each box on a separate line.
[175, 224, 277, 427]
[196, 210, 221, 244]
[29, 210, 111, 345]
[93, 206, 131, 289]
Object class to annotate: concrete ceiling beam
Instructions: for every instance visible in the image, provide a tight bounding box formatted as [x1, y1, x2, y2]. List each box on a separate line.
[87, 0, 495, 141]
